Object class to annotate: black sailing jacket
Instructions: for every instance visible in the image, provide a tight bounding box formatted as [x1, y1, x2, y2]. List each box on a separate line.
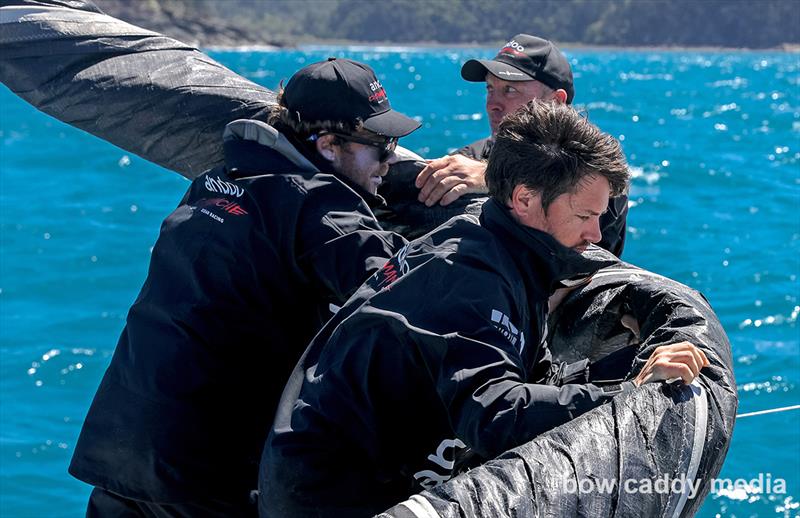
[68, 120, 406, 504]
[260, 198, 634, 518]
[457, 137, 629, 257]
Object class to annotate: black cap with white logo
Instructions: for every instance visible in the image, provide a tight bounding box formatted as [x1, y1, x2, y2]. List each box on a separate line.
[461, 34, 575, 104]
[282, 57, 421, 138]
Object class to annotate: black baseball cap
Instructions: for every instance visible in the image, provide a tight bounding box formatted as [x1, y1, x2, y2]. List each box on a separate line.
[461, 34, 575, 104]
[282, 57, 420, 138]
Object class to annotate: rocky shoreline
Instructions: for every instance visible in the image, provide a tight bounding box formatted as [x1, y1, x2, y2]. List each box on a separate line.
[93, 0, 286, 48]
[93, 0, 799, 51]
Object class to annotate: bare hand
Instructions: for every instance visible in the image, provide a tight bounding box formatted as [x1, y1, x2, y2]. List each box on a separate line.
[415, 155, 489, 207]
[633, 341, 710, 387]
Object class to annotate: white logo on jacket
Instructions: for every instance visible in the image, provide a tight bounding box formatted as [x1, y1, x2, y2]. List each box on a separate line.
[491, 309, 526, 353]
[204, 175, 244, 197]
[413, 438, 467, 490]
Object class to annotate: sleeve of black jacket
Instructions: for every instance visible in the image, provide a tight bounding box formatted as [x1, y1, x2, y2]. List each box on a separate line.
[389, 257, 631, 461]
[454, 137, 491, 160]
[294, 178, 408, 303]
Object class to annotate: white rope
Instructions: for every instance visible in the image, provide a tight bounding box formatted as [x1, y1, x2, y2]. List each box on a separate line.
[737, 404, 800, 418]
[670, 382, 707, 518]
[395, 495, 441, 518]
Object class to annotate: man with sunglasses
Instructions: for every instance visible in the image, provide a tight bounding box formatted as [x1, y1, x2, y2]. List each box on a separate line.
[69, 57, 418, 517]
[312, 130, 399, 193]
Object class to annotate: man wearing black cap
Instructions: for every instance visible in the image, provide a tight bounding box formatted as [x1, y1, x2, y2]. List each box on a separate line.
[411, 34, 627, 256]
[68, 57, 418, 517]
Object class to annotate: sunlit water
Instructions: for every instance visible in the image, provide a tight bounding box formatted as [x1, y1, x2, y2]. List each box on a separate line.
[1, 47, 798, 517]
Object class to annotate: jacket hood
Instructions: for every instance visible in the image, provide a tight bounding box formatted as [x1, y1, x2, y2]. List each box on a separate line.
[221, 119, 385, 207]
[480, 198, 618, 296]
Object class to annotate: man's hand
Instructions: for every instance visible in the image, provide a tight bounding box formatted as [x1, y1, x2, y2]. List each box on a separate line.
[415, 155, 489, 207]
[633, 341, 710, 386]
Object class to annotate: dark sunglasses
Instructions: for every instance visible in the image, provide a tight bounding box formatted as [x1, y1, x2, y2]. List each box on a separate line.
[321, 131, 398, 162]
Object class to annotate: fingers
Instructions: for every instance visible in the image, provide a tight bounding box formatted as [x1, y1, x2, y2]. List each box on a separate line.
[633, 342, 710, 387]
[419, 175, 464, 206]
[635, 358, 695, 386]
[415, 157, 448, 189]
[673, 363, 695, 385]
[669, 341, 710, 369]
[666, 353, 700, 381]
[655, 351, 701, 379]
[440, 183, 470, 207]
[680, 350, 702, 377]
[415, 155, 488, 206]
[416, 158, 455, 205]
[698, 347, 710, 367]
[691, 345, 709, 370]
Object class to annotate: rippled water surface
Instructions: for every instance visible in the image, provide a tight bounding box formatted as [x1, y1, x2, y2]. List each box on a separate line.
[1, 47, 799, 516]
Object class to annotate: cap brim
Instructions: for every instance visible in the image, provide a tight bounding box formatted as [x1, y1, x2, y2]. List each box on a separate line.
[362, 109, 421, 138]
[461, 59, 533, 82]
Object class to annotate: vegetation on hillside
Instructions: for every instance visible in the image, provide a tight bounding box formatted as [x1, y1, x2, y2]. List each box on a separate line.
[93, 0, 800, 48]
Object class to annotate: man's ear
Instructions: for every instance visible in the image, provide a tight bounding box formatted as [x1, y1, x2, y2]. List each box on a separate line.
[553, 89, 568, 104]
[315, 134, 338, 162]
[509, 184, 542, 220]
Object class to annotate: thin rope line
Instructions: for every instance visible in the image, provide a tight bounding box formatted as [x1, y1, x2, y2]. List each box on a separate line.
[737, 404, 800, 418]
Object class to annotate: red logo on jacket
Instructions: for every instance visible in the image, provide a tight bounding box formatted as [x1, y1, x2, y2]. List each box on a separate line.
[197, 198, 249, 216]
[369, 244, 410, 291]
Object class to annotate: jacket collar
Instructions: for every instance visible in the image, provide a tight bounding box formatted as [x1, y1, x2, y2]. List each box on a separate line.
[221, 119, 385, 208]
[479, 198, 617, 298]
[480, 137, 494, 160]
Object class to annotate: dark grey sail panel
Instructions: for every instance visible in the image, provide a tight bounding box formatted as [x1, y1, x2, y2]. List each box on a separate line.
[0, 0, 276, 178]
[380, 259, 736, 518]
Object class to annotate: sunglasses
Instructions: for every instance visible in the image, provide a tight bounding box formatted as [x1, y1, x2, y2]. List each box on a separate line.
[321, 131, 398, 163]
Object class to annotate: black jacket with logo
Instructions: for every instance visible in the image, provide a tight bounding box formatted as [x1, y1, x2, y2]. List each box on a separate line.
[457, 137, 629, 257]
[68, 120, 406, 505]
[260, 198, 634, 518]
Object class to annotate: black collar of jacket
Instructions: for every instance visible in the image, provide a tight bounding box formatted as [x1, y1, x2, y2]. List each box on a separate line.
[480, 137, 494, 161]
[222, 123, 386, 209]
[479, 198, 617, 296]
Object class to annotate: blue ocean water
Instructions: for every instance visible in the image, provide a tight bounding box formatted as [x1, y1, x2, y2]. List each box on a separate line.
[0, 46, 798, 517]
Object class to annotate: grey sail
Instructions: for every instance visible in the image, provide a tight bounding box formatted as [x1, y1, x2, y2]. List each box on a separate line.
[380, 259, 737, 517]
[0, 0, 276, 178]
